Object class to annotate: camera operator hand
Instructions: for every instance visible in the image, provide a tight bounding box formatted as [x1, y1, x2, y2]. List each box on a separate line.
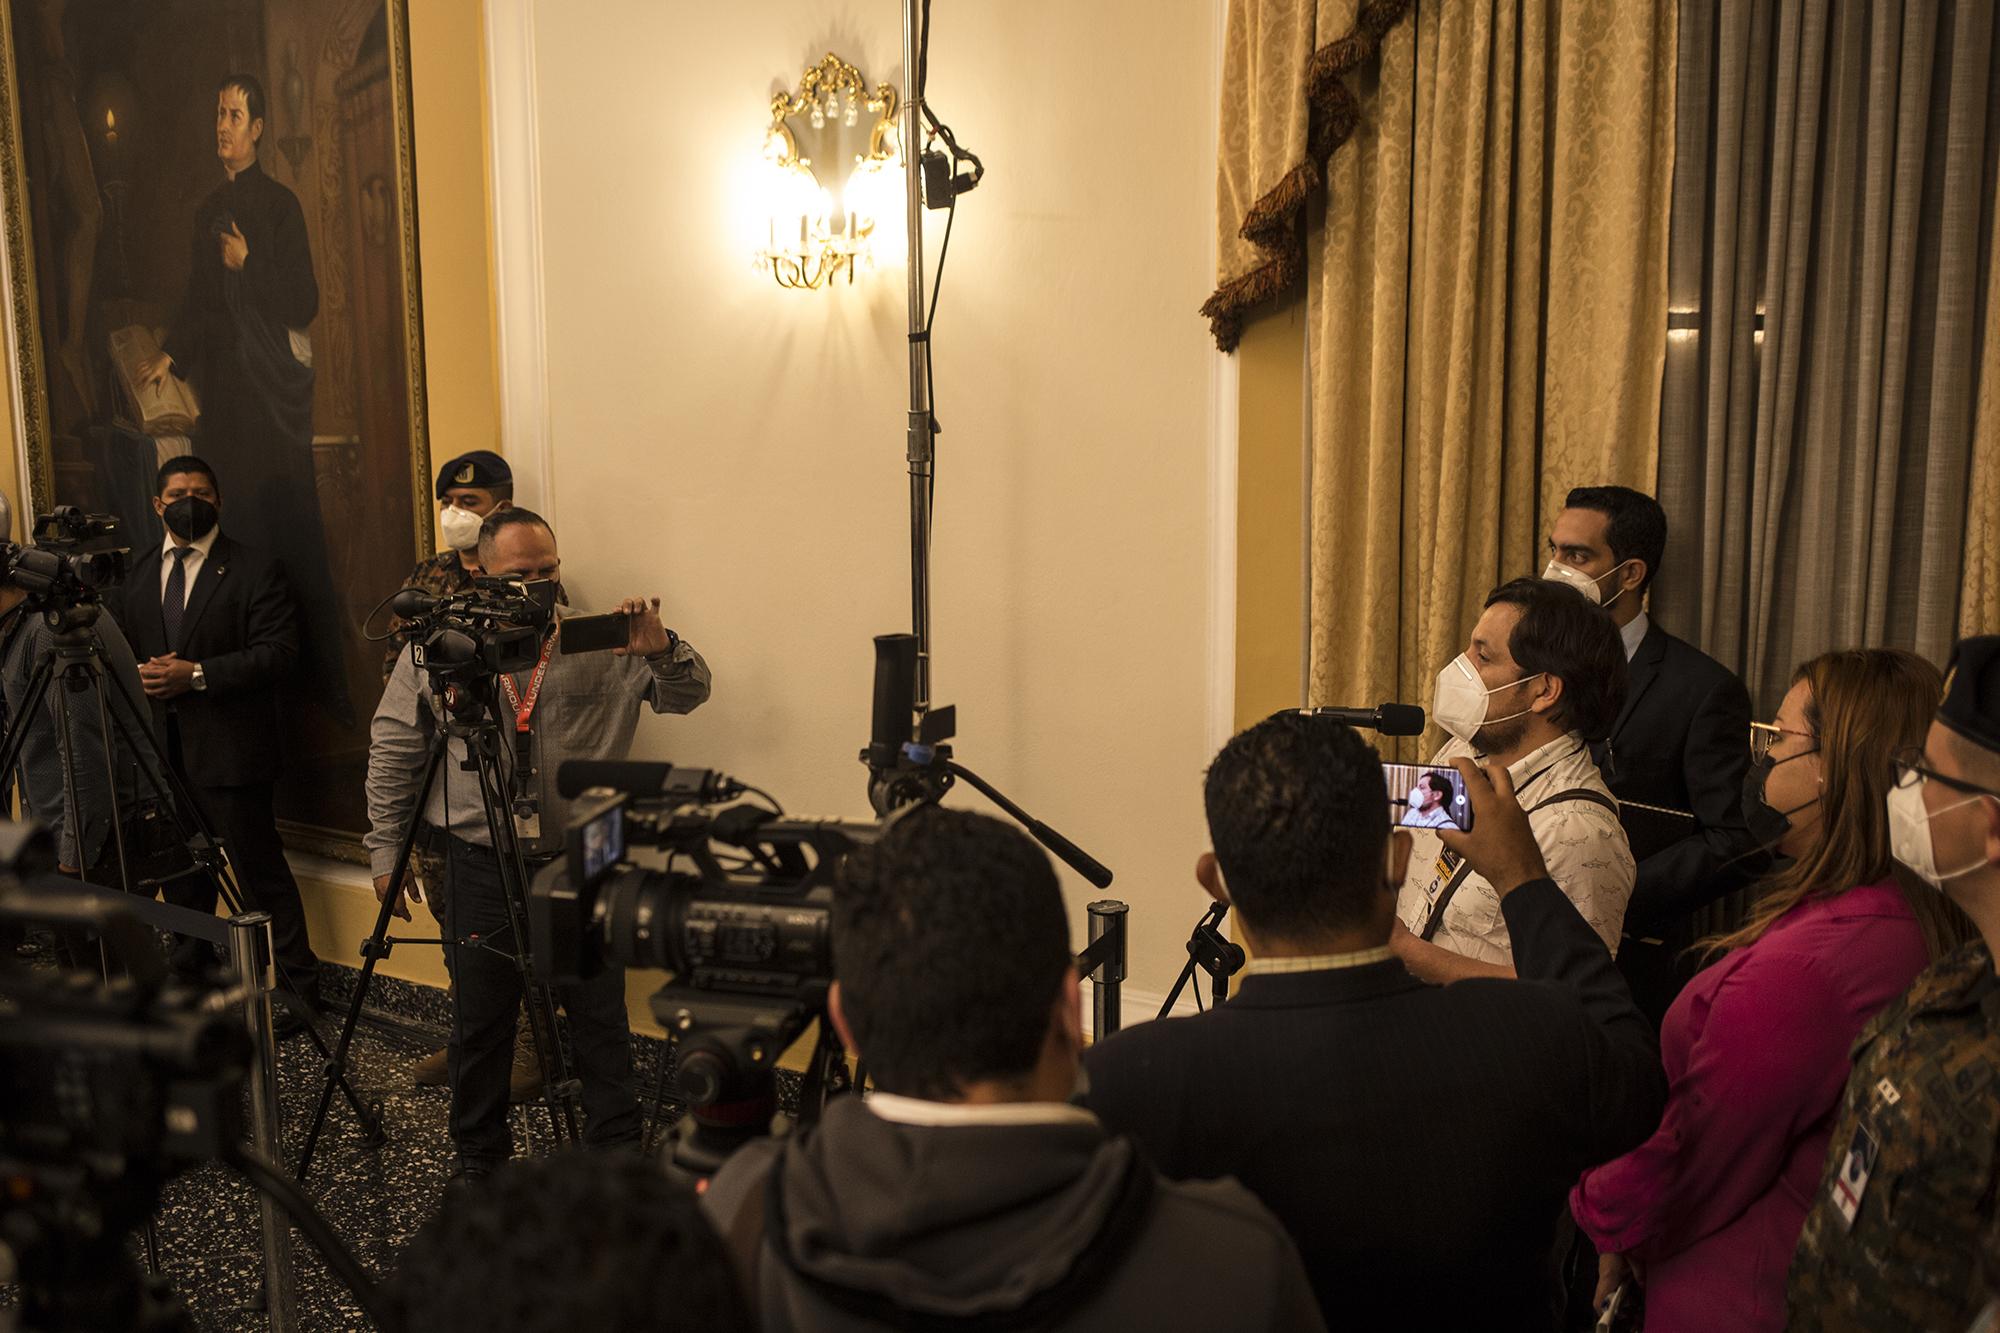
[139, 653, 198, 700]
[373, 868, 422, 922]
[611, 596, 671, 657]
[1435, 757, 1550, 900]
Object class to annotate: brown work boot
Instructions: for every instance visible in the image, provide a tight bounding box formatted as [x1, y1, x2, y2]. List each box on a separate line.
[508, 1034, 544, 1103]
[412, 1046, 449, 1086]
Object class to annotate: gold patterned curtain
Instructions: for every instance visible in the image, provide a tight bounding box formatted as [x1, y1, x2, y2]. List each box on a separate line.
[1299, 0, 1678, 746]
[1206, 0, 1413, 351]
[1967, 201, 2000, 633]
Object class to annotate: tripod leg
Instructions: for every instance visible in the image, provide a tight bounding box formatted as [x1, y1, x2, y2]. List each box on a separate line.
[98, 669, 372, 1119]
[294, 730, 451, 1182]
[468, 742, 581, 1145]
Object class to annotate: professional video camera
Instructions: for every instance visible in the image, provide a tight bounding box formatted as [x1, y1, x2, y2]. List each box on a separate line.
[0, 821, 385, 1331]
[529, 762, 878, 1175]
[1, 507, 130, 622]
[388, 575, 557, 679]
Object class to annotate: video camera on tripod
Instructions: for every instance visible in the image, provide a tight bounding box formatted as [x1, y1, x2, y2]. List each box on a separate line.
[0, 821, 384, 1331]
[388, 575, 558, 681]
[0, 507, 131, 625]
[529, 762, 878, 1175]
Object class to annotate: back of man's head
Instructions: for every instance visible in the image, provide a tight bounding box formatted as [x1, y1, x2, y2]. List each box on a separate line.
[1204, 715, 1389, 941]
[834, 806, 1072, 1100]
[385, 1151, 751, 1333]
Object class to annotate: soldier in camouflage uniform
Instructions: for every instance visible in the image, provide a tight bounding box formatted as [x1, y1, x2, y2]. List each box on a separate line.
[389, 450, 539, 1096]
[1789, 635, 2000, 1331]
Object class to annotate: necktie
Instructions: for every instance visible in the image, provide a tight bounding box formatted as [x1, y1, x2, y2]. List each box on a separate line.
[162, 546, 193, 653]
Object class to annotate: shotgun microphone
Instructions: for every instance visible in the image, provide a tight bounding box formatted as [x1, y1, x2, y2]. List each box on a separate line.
[1281, 703, 1427, 736]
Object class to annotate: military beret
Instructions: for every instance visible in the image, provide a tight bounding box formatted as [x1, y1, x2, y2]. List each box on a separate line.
[434, 450, 511, 499]
[1940, 634, 2000, 756]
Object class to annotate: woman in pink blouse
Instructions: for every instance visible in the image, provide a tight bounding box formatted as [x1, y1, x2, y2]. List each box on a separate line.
[1571, 648, 1972, 1331]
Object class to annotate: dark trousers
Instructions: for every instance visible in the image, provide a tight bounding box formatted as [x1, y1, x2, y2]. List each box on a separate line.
[160, 712, 320, 997]
[439, 835, 638, 1162]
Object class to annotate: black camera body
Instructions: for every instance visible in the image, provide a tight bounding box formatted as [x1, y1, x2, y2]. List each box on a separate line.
[0, 831, 253, 1330]
[393, 575, 557, 680]
[2, 508, 131, 620]
[530, 772, 877, 1168]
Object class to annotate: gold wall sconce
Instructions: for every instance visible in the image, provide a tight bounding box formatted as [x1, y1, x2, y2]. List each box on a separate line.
[755, 52, 900, 290]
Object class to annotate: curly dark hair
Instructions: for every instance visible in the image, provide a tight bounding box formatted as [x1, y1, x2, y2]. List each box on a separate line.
[383, 1151, 751, 1332]
[1203, 714, 1389, 939]
[833, 805, 1073, 1100]
[1482, 578, 1629, 741]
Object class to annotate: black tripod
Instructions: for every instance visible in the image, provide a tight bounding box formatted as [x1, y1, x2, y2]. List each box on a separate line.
[0, 601, 373, 1119]
[295, 669, 580, 1182]
[1157, 901, 1245, 1019]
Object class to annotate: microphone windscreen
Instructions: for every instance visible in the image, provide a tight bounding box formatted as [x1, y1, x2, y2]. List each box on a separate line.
[1375, 703, 1427, 736]
[390, 586, 433, 619]
[557, 759, 673, 800]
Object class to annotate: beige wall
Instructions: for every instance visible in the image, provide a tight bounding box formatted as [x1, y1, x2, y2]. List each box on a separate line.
[524, 0, 1225, 1006]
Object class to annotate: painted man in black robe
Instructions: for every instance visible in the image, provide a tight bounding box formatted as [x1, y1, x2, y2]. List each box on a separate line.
[139, 73, 347, 717]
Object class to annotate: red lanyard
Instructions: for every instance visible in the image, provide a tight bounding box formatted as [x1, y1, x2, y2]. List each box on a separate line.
[497, 632, 557, 733]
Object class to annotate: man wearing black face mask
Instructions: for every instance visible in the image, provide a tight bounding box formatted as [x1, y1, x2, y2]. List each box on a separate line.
[119, 454, 320, 1024]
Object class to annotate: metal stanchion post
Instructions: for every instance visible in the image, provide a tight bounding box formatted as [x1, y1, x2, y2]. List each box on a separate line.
[229, 911, 296, 1333]
[1086, 900, 1128, 1039]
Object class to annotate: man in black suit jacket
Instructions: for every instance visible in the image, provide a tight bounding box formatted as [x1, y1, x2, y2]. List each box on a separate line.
[120, 454, 320, 1011]
[1082, 715, 1665, 1331]
[1545, 487, 1761, 1021]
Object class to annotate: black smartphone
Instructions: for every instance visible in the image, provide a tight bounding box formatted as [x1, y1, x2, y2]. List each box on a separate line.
[559, 610, 631, 655]
[1383, 762, 1474, 832]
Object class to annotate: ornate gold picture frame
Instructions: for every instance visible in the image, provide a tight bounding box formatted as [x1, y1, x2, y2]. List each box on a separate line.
[0, 0, 435, 860]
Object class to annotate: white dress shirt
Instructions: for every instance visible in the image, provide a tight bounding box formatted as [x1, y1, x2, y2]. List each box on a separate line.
[864, 1092, 1099, 1130]
[1620, 610, 1651, 662]
[158, 527, 220, 609]
[1394, 731, 1635, 966]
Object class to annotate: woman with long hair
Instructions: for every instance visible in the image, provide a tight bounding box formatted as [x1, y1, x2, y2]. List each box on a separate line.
[1569, 648, 1972, 1331]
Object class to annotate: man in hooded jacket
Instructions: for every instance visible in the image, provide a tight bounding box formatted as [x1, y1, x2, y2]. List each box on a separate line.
[701, 806, 1323, 1331]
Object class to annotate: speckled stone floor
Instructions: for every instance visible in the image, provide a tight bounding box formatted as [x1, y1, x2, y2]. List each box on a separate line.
[11, 963, 701, 1332]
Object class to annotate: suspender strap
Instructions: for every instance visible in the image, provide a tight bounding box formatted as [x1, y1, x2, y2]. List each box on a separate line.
[1417, 786, 1621, 941]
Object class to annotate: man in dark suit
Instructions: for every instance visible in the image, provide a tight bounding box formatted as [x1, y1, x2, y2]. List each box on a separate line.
[120, 454, 320, 1019]
[1081, 714, 1665, 1331]
[1544, 486, 1761, 1021]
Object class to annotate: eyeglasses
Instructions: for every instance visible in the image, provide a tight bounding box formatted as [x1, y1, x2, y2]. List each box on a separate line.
[1750, 720, 1817, 763]
[1891, 746, 2000, 800]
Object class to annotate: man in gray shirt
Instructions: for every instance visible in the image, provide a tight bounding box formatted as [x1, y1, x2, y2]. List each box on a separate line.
[366, 507, 711, 1178]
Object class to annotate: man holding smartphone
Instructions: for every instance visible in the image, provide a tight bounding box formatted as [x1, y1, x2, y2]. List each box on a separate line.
[363, 507, 712, 1180]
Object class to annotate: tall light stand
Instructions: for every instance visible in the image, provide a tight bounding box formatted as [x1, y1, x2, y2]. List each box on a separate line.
[900, 0, 935, 719]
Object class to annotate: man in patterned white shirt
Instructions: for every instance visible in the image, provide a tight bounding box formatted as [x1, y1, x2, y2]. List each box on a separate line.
[1392, 577, 1635, 981]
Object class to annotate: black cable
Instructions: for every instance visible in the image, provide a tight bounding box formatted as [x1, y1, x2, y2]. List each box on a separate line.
[738, 783, 786, 817]
[917, 0, 931, 99]
[223, 1144, 396, 1329]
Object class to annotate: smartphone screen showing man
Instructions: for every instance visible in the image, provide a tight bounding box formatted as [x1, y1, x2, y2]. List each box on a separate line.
[1384, 763, 1473, 831]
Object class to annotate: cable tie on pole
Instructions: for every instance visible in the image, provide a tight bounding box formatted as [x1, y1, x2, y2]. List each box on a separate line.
[908, 331, 930, 344]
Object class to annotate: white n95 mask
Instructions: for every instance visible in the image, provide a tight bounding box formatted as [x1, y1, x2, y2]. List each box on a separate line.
[1540, 558, 1633, 609]
[1886, 777, 1987, 890]
[439, 505, 483, 552]
[1431, 654, 1543, 744]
